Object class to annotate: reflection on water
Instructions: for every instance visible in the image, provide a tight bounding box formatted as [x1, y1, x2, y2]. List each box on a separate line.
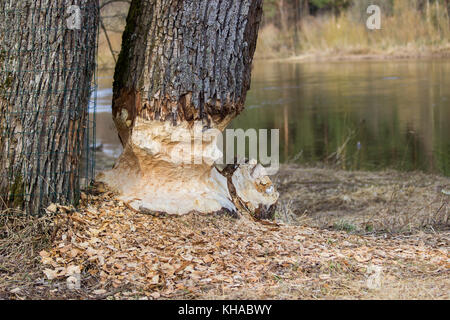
[94, 59, 450, 176]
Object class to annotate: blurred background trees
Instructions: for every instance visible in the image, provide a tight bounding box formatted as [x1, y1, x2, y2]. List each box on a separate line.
[97, 0, 450, 66]
[257, 0, 450, 58]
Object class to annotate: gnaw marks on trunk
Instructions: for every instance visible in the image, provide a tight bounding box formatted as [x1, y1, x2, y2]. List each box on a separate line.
[98, 0, 279, 216]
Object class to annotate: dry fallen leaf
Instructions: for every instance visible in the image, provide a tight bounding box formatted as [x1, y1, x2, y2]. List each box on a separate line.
[66, 265, 81, 276]
[203, 255, 214, 264]
[175, 261, 191, 274]
[150, 292, 160, 299]
[39, 250, 50, 258]
[150, 274, 159, 285]
[41, 256, 54, 266]
[354, 254, 372, 263]
[93, 289, 107, 295]
[43, 269, 58, 280]
[46, 203, 57, 213]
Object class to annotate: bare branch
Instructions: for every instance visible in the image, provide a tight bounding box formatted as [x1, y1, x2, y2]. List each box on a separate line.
[100, 18, 117, 64]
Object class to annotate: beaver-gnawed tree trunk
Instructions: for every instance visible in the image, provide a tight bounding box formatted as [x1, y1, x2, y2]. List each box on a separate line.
[98, 0, 279, 216]
[0, 1, 99, 214]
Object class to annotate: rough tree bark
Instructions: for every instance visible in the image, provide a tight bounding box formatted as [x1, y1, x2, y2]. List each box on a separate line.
[0, 0, 99, 214]
[98, 0, 279, 217]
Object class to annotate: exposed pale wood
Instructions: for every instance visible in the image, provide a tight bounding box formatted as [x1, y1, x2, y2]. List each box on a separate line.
[100, 0, 278, 216]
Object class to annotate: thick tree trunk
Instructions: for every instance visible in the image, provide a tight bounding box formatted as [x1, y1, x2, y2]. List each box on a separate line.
[0, 1, 99, 214]
[98, 0, 279, 216]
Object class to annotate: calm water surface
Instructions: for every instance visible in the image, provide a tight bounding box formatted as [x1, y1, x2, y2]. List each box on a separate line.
[94, 59, 450, 176]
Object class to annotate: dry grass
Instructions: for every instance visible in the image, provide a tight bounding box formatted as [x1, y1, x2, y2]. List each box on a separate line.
[0, 212, 55, 298]
[275, 165, 449, 234]
[99, 2, 450, 66]
[275, 200, 315, 229]
[256, 1, 450, 60]
[254, 23, 293, 60]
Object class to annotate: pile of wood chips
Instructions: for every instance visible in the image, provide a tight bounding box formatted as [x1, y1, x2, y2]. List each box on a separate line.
[39, 191, 449, 299]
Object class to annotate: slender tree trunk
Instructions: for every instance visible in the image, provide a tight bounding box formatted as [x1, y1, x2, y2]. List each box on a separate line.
[293, 0, 300, 51]
[446, 0, 450, 18]
[302, 0, 309, 16]
[0, 0, 99, 214]
[278, 0, 289, 33]
[98, 0, 279, 217]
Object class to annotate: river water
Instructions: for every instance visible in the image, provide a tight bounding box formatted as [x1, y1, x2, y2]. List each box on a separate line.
[93, 59, 450, 176]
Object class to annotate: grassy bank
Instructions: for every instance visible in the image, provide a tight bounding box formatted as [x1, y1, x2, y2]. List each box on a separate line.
[275, 165, 449, 234]
[96, 1, 450, 69]
[255, 1, 450, 60]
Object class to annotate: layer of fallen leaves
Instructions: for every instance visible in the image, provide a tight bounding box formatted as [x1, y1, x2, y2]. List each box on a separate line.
[36, 191, 450, 300]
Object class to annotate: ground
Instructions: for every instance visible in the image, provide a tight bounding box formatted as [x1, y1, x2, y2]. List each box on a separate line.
[275, 165, 449, 234]
[0, 165, 448, 300]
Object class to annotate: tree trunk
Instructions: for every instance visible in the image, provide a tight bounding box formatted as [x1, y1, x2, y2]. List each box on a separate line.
[302, 0, 309, 16]
[98, 0, 279, 217]
[0, 0, 99, 214]
[446, 0, 450, 18]
[278, 0, 289, 33]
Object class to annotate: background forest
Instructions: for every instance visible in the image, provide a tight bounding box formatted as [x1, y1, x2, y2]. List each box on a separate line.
[99, 0, 450, 66]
